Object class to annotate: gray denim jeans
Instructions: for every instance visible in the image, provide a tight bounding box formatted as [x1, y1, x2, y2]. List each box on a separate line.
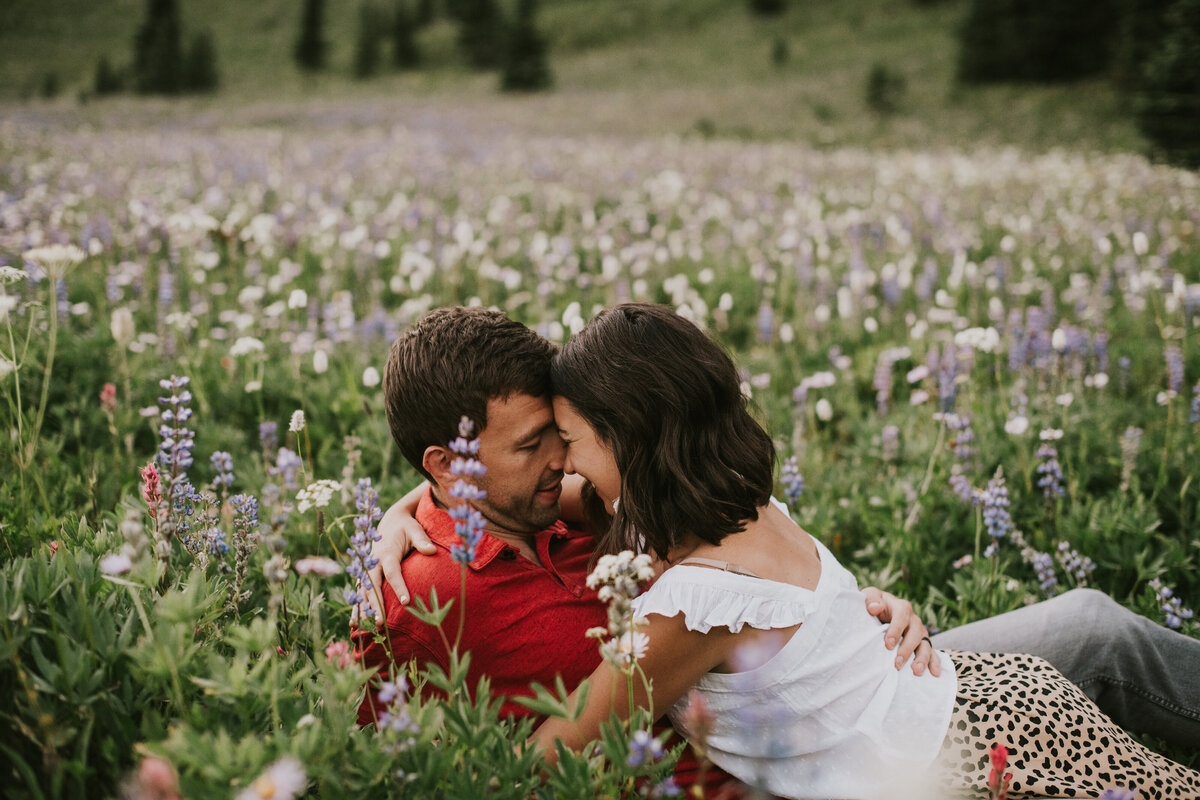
[931, 588, 1200, 753]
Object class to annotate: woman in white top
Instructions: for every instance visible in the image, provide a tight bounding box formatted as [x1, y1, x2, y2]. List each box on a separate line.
[534, 303, 1200, 799]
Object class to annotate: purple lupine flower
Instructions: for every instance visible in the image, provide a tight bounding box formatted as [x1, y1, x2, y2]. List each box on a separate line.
[1092, 331, 1109, 374]
[1166, 345, 1184, 397]
[1055, 541, 1095, 585]
[56, 278, 69, 318]
[1192, 382, 1200, 425]
[1097, 789, 1137, 800]
[156, 376, 195, 476]
[937, 349, 957, 413]
[1035, 443, 1065, 499]
[780, 457, 804, 507]
[259, 421, 279, 456]
[981, 469, 1013, 540]
[1149, 578, 1194, 630]
[273, 447, 303, 491]
[757, 303, 774, 345]
[375, 675, 420, 738]
[945, 413, 974, 461]
[210, 451, 235, 493]
[949, 470, 979, 506]
[1118, 356, 1131, 394]
[873, 355, 893, 416]
[881, 425, 899, 463]
[1031, 550, 1058, 596]
[626, 729, 665, 767]
[231, 493, 259, 540]
[343, 478, 383, 617]
[447, 417, 487, 564]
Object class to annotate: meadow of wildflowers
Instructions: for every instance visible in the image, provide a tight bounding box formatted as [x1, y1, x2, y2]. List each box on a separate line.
[1, 100, 1199, 795]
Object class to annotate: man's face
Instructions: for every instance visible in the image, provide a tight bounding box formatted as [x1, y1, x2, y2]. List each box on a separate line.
[468, 393, 565, 535]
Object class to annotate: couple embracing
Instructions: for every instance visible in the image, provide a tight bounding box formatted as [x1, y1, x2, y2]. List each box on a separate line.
[353, 304, 1200, 799]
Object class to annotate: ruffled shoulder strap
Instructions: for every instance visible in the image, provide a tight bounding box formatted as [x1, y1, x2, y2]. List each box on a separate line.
[632, 566, 817, 634]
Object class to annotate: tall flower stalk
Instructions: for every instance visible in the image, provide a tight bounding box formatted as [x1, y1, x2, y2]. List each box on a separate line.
[447, 417, 486, 648]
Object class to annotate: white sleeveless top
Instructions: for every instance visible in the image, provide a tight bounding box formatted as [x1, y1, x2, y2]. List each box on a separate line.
[632, 534, 956, 800]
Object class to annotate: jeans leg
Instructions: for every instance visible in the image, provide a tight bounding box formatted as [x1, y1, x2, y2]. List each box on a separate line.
[931, 588, 1200, 752]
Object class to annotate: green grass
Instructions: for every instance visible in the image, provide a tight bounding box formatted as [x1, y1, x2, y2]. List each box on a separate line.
[0, 0, 1147, 154]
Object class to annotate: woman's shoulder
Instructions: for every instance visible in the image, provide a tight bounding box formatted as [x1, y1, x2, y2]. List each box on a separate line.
[633, 564, 819, 634]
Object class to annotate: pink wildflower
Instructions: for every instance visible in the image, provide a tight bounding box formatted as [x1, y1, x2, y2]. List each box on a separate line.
[141, 462, 161, 519]
[325, 640, 354, 668]
[100, 382, 117, 414]
[133, 755, 182, 800]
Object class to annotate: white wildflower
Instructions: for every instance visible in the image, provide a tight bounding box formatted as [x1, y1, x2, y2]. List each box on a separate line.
[1039, 429, 1064, 441]
[1055, 393, 1074, 407]
[230, 336, 265, 357]
[815, 398, 833, 422]
[1004, 415, 1030, 436]
[110, 307, 135, 347]
[296, 480, 341, 513]
[312, 349, 328, 374]
[0, 265, 26, 284]
[362, 366, 380, 388]
[24, 244, 86, 277]
[289, 410, 306, 432]
[236, 757, 307, 800]
[294, 556, 343, 576]
[287, 289, 308, 310]
[99, 553, 133, 575]
[906, 365, 930, 384]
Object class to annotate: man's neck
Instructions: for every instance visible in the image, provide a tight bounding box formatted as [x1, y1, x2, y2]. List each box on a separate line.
[430, 485, 543, 565]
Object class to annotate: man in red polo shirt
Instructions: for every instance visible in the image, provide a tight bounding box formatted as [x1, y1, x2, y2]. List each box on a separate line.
[352, 306, 938, 797]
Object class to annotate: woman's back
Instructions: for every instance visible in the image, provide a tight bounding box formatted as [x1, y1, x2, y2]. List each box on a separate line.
[634, 527, 957, 799]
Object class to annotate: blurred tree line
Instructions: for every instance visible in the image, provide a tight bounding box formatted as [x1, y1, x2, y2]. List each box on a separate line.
[296, 0, 551, 92]
[955, 0, 1200, 167]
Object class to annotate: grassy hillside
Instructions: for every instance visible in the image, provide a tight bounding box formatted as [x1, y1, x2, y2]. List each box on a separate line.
[0, 0, 1144, 153]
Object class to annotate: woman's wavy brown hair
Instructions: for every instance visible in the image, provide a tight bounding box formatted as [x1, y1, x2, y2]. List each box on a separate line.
[551, 304, 774, 561]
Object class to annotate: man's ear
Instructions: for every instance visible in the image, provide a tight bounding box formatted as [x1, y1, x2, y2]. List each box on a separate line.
[422, 445, 454, 486]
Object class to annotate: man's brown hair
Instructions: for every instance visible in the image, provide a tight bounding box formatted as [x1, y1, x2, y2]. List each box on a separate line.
[384, 307, 555, 481]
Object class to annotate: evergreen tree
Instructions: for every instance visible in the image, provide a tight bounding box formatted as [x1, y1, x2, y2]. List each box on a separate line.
[1136, 0, 1200, 167]
[501, 0, 551, 92]
[294, 0, 327, 72]
[415, 0, 437, 27]
[94, 56, 124, 96]
[353, 2, 384, 79]
[183, 30, 219, 92]
[748, 0, 786, 16]
[957, 0, 1118, 83]
[393, 0, 421, 69]
[133, 0, 183, 94]
[457, 0, 504, 70]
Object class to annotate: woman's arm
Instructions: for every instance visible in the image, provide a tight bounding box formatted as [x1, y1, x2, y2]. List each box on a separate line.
[365, 481, 437, 610]
[530, 613, 733, 766]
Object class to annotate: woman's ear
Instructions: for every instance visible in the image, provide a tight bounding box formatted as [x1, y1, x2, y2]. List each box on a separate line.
[422, 445, 454, 487]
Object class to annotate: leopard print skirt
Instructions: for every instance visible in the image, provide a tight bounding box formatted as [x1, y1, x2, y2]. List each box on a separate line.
[935, 651, 1200, 799]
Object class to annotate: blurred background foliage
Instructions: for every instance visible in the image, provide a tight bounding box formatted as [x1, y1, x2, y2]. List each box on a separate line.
[2, 0, 1199, 162]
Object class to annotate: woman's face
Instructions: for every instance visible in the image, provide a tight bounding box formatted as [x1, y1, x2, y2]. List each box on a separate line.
[552, 396, 622, 513]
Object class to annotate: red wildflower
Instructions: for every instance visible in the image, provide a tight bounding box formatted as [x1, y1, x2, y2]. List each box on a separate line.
[325, 640, 354, 668]
[987, 743, 1013, 800]
[141, 462, 161, 519]
[49, 541, 59, 555]
[99, 382, 117, 414]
